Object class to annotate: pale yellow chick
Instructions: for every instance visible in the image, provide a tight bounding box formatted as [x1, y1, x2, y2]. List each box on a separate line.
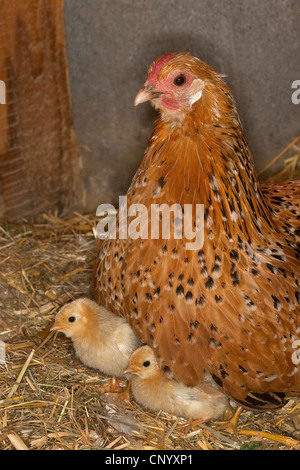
[124, 346, 229, 422]
[51, 298, 141, 395]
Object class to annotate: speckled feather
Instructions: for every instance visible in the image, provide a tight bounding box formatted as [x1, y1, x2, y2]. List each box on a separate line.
[95, 53, 300, 410]
[262, 180, 300, 240]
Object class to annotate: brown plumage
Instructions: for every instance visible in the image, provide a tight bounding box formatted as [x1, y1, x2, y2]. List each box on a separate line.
[94, 52, 300, 410]
[261, 180, 300, 239]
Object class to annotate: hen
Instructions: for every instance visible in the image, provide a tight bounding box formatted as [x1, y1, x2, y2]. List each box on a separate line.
[124, 345, 228, 421]
[95, 52, 300, 410]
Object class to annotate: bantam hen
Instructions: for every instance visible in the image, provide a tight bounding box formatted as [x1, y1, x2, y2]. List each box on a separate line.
[124, 345, 228, 422]
[95, 52, 300, 411]
[50, 298, 141, 396]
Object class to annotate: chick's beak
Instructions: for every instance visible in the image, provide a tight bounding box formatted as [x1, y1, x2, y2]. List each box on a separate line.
[50, 324, 62, 332]
[134, 85, 164, 106]
[123, 366, 138, 375]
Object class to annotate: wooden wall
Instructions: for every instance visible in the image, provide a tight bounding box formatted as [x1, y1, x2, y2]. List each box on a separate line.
[0, 0, 79, 220]
[0, 1, 299, 220]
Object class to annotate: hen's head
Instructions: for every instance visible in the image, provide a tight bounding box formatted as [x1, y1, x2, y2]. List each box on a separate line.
[135, 52, 228, 122]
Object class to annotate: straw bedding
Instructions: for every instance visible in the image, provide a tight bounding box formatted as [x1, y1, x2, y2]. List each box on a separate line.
[0, 138, 299, 450]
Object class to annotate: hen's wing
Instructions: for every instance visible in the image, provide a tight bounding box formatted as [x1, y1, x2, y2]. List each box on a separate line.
[261, 179, 300, 241]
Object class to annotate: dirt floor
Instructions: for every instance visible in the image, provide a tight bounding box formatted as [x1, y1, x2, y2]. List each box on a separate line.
[0, 210, 300, 451]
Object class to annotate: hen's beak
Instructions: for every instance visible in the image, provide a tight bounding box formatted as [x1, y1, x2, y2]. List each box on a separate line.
[134, 86, 163, 106]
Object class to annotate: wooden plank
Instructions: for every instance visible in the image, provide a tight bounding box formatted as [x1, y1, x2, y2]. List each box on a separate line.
[0, 0, 79, 220]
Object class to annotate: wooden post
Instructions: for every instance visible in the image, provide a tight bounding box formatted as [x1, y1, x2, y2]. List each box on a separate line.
[0, 0, 79, 220]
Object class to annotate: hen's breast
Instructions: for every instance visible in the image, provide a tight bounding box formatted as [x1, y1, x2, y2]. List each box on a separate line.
[94, 121, 300, 410]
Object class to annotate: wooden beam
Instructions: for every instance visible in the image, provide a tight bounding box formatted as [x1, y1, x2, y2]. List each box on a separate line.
[0, 0, 79, 220]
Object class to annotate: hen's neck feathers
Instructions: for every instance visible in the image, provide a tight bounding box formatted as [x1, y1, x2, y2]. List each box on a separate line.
[132, 82, 276, 246]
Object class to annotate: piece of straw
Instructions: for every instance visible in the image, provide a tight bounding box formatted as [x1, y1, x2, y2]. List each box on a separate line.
[7, 349, 35, 399]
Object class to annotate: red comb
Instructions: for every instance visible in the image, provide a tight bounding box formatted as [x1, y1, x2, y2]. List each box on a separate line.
[147, 54, 175, 84]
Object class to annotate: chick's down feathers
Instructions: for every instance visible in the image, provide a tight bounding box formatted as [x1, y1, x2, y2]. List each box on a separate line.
[51, 298, 141, 378]
[125, 345, 228, 421]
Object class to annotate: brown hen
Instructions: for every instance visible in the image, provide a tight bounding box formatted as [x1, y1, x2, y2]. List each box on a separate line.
[95, 52, 300, 410]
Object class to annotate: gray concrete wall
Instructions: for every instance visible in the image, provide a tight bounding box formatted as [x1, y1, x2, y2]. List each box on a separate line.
[64, 0, 300, 212]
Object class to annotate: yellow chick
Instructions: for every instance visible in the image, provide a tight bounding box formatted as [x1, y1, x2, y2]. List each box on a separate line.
[124, 346, 229, 422]
[50, 298, 141, 396]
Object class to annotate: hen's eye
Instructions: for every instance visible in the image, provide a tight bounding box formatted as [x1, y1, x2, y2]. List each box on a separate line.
[68, 316, 76, 323]
[174, 74, 186, 86]
[143, 361, 150, 367]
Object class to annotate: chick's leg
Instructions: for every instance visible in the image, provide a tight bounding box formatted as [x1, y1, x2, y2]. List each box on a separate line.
[99, 377, 132, 404]
[214, 405, 244, 434]
[114, 379, 131, 404]
[99, 376, 124, 394]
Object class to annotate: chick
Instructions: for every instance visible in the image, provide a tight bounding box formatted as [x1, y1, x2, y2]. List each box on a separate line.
[124, 346, 229, 422]
[50, 298, 141, 398]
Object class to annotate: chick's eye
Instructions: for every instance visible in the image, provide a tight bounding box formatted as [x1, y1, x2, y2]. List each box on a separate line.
[68, 316, 76, 323]
[143, 361, 150, 367]
[174, 74, 186, 86]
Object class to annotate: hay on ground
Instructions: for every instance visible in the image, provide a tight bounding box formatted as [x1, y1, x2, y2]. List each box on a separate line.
[0, 138, 300, 450]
